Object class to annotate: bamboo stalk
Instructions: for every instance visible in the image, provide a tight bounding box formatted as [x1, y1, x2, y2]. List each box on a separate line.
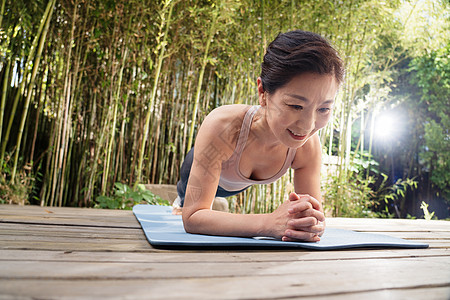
[0, 57, 11, 169]
[85, 93, 101, 206]
[0, 0, 5, 29]
[366, 109, 376, 180]
[49, 52, 65, 207]
[57, 0, 83, 206]
[58, 72, 72, 207]
[186, 7, 219, 151]
[40, 54, 58, 207]
[104, 45, 128, 191]
[10, 0, 56, 182]
[0, 0, 54, 167]
[260, 0, 265, 61]
[136, 0, 175, 183]
[29, 64, 47, 166]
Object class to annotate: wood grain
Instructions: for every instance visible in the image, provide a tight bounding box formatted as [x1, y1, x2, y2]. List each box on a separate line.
[0, 204, 448, 299]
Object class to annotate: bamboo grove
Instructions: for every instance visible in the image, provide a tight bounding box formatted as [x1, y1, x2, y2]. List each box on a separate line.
[0, 0, 448, 214]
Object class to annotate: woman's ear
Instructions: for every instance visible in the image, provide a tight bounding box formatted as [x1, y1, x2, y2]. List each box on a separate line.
[257, 77, 266, 106]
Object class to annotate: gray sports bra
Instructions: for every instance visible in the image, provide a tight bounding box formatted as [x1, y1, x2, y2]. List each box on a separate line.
[219, 105, 297, 191]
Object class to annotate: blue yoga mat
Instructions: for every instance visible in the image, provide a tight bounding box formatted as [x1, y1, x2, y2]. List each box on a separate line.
[133, 205, 429, 250]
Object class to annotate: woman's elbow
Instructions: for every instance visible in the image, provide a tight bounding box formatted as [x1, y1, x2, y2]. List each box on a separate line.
[182, 212, 198, 234]
[182, 205, 210, 234]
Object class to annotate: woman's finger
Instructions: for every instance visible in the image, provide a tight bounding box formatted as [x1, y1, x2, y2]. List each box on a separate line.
[287, 216, 317, 228]
[288, 192, 300, 201]
[287, 219, 325, 234]
[282, 230, 320, 242]
[297, 194, 323, 211]
[298, 208, 325, 222]
[287, 201, 312, 214]
[289, 205, 325, 222]
[288, 193, 323, 212]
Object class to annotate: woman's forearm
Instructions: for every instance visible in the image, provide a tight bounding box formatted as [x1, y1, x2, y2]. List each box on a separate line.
[183, 209, 273, 238]
[182, 193, 326, 242]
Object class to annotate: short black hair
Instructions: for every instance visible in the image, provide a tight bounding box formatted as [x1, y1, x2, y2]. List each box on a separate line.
[260, 30, 344, 93]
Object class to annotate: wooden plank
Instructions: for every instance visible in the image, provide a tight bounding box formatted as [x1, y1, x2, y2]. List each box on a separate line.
[0, 234, 148, 243]
[0, 205, 134, 216]
[0, 222, 143, 235]
[1, 256, 448, 280]
[313, 286, 450, 300]
[0, 271, 448, 300]
[1, 281, 448, 300]
[0, 248, 448, 263]
[3, 287, 447, 300]
[0, 214, 140, 228]
[0, 228, 146, 241]
[0, 205, 140, 228]
[0, 240, 153, 252]
[410, 241, 450, 248]
[365, 230, 450, 239]
[0, 278, 450, 300]
[0, 222, 151, 252]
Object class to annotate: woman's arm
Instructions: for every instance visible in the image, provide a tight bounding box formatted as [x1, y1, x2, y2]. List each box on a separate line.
[181, 109, 272, 237]
[291, 135, 323, 202]
[282, 134, 326, 241]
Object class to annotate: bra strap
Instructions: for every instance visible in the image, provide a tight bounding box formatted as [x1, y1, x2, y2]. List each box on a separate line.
[234, 105, 260, 155]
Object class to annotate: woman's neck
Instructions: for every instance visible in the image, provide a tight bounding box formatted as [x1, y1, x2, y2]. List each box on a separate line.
[251, 106, 285, 151]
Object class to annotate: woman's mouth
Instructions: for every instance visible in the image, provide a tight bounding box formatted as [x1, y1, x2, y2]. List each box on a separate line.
[287, 129, 307, 141]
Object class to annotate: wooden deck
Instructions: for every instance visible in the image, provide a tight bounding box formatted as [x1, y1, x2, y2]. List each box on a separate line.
[0, 205, 449, 299]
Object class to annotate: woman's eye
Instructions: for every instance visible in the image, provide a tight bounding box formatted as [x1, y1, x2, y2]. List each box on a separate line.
[319, 108, 331, 113]
[289, 105, 303, 110]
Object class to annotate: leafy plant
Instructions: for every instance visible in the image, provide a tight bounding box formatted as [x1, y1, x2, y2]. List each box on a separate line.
[420, 201, 435, 221]
[322, 150, 418, 218]
[94, 183, 169, 210]
[323, 171, 378, 218]
[409, 45, 450, 202]
[0, 155, 33, 205]
[373, 175, 418, 218]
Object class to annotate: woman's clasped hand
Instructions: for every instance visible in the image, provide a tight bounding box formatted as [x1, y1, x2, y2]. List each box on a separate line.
[271, 192, 326, 242]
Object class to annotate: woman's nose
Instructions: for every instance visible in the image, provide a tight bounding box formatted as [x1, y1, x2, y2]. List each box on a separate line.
[298, 112, 315, 132]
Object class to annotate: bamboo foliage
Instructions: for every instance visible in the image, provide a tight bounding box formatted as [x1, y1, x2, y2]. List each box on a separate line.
[136, 0, 175, 184]
[1, 0, 447, 211]
[10, 0, 56, 182]
[0, 55, 10, 153]
[1, 1, 52, 170]
[186, 3, 219, 151]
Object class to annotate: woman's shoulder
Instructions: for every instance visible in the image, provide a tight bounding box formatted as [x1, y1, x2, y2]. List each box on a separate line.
[207, 104, 251, 120]
[196, 104, 252, 149]
[201, 104, 252, 132]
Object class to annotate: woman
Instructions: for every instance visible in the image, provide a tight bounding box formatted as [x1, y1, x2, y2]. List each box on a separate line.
[175, 30, 344, 242]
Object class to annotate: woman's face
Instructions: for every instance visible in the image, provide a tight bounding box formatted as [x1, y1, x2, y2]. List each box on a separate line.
[258, 73, 338, 148]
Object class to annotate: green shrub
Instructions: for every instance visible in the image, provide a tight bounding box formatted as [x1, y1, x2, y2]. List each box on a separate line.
[94, 183, 169, 210]
[0, 154, 33, 205]
[323, 171, 379, 218]
[322, 151, 417, 218]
